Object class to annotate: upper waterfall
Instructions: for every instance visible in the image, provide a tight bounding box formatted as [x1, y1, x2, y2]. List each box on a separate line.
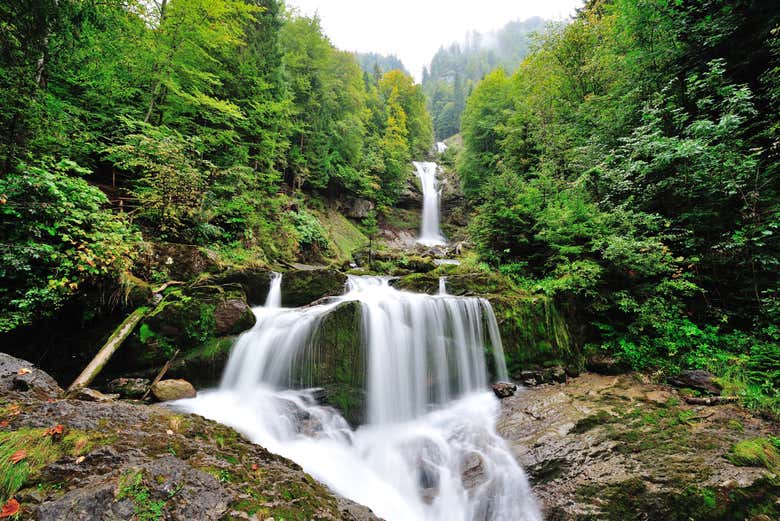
[414, 161, 447, 246]
[264, 272, 282, 308]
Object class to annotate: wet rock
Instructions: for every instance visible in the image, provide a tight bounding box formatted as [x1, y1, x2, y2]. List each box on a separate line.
[668, 369, 723, 395]
[213, 298, 255, 335]
[69, 387, 118, 402]
[107, 377, 150, 399]
[0, 352, 62, 400]
[492, 382, 517, 398]
[151, 379, 196, 401]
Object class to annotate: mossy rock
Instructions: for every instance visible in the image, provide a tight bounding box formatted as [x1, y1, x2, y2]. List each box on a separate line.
[393, 271, 510, 295]
[295, 301, 365, 426]
[727, 438, 780, 473]
[142, 285, 254, 346]
[110, 285, 254, 377]
[575, 477, 780, 521]
[281, 269, 347, 307]
[489, 294, 577, 375]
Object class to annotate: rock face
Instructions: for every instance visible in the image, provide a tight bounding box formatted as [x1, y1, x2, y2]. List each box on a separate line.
[151, 379, 197, 401]
[347, 198, 374, 219]
[298, 301, 365, 426]
[498, 373, 780, 520]
[0, 353, 379, 521]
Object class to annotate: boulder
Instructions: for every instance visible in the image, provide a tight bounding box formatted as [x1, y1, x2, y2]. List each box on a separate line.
[0, 378, 376, 520]
[151, 379, 196, 401]
[213, 298, 255, 335]
[668, 369, 723, 395]
[492, 382, 518, 399]
[135, 284, 255, 363]
[0, 352, 62, 400]
[107, 377, 150, 399]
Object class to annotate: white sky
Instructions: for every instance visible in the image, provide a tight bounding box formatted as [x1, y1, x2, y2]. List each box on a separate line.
[286, 0, 584, 82]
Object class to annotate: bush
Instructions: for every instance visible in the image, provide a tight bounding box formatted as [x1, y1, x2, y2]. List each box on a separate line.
[0, 160, 137, 332]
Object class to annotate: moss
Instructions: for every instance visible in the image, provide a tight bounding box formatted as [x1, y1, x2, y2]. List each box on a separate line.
[571, 411, 614, 434]
[727, 438, 780, 473]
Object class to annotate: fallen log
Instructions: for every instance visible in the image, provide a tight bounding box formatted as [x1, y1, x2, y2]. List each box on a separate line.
[67, 306, 149, 393]
[683, 396, 739, 406]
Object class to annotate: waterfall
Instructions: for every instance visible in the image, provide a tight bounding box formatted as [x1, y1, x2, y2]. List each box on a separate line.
[439, 276, 448, 295]
[414, 161, 447, 246]
[264, 271, 282, 308]
[175, 276, 539, 521]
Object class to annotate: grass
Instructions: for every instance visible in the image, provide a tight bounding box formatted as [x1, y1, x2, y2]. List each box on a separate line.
[0, 426, 110, 502]
[117, 471, 167, 521]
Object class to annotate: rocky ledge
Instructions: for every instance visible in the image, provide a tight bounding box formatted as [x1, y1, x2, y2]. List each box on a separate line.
[499, 373, 780, 521]
[0, 353, 378, 521]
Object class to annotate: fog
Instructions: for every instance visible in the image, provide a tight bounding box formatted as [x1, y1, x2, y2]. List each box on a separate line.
[286, 0, 584, 82]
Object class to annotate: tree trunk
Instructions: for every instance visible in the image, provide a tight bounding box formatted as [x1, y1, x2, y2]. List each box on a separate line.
[67, 307, 148, 392]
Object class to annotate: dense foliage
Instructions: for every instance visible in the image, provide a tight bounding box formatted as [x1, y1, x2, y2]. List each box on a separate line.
[0, 0, 432, 331]
[422, 17, 546, 140]
[460, 0, 780, 411]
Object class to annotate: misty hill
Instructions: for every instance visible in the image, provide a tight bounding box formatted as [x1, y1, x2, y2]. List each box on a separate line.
[423, 16, 549, 140]
[355, 52, 410, 76]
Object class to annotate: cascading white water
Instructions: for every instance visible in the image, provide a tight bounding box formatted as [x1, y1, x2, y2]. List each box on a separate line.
[175, 276, 541, 521]
[439, 276, 448, 295]
[414, 161, 447, 246]
[265, 271, 282, 308]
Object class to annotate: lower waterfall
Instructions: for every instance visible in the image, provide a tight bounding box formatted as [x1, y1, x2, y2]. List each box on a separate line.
[175, 276, 541, 521]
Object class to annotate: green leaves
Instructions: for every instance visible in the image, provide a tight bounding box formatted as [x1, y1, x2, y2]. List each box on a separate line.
[0, 161, 137, 332]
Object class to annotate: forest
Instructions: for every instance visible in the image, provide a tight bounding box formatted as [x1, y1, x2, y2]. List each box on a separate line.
[1, 0, 780, 519]
[458, 0, 780, 413]
[1, 0, 431, 331]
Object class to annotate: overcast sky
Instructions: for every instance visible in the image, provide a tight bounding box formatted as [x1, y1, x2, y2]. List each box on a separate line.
[286, 0, 584, 82]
